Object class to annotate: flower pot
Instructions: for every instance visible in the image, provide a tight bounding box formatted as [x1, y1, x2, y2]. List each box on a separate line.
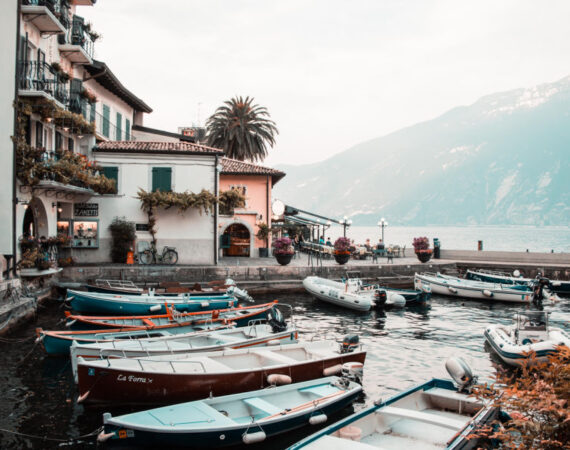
[258, 248, 269, 258]
[275, 253, 293, 266]
[334, 253, 351, 265]
[415, 250, 432, 263]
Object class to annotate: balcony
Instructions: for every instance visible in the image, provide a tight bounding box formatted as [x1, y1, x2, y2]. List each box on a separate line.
[58, 15, 94, 64]
[18, 60, 69, 108]
[21, 0, 68, 34]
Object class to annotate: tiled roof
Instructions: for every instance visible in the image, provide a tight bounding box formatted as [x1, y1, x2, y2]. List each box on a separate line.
[221, 157, 286, 184]
[93, 141, 224, 155]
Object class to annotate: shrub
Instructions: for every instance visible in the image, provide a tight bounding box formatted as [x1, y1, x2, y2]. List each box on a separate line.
[108, 217, 135, 263]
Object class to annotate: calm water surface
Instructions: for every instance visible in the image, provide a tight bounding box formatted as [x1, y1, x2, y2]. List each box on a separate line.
[0, 293, 568, 449]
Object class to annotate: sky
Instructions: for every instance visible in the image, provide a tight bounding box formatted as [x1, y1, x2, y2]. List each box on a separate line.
[80, 0, 570, 166]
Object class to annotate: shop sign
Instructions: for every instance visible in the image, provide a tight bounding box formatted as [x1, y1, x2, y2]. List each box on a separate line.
[74, 203, 99, 217]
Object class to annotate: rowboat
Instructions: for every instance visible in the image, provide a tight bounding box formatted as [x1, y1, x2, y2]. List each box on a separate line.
[70, 323, 299, 383]
[98, 376, 362, 448]
[414, 273, 534, 303]
[64, 301, 279, 330]
[466, 269, 570, 296]
[484, 311, 570, 366]
[290, 358, 499, 450]
[76, 340, 367, 405]
[67, 289, 237, 315]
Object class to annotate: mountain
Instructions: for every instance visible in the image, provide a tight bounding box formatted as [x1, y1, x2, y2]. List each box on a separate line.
[274, 76, 570, 225]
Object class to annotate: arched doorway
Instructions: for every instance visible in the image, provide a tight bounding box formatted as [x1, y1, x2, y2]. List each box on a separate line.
[222, 223, 251, 257]
[21, 197, 49, 239]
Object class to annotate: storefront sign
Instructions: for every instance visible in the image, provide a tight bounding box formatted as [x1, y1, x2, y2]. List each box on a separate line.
[74, 203, 99, 217]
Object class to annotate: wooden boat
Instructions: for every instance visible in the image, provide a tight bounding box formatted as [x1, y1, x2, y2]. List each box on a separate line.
[70, 323, 299, 383]
[76, 340, 367, 405]
[67, 289, 237, 315]
[466, 269, 570, 296]
[414, 273, 534, 303]
[290, 359, 499, 450]
[98, 376, 362, 448]
[484, 311, 570, 366]
[64, 301, 279, 330]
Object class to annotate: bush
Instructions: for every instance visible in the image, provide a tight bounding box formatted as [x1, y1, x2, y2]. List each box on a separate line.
[108, 217, 135, 263]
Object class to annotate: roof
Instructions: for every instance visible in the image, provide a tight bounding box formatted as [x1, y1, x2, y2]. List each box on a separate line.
[84, 60, 153, 113]
[93, 141, 224, 155]
[221, 157, 286, 184]
[131, 124, 196, 142]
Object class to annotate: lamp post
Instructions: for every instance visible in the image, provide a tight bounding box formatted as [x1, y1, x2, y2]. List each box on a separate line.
[378, 218, 388, 243]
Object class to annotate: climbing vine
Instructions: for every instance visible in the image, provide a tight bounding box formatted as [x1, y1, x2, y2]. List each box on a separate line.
[219, 189, 246, 215]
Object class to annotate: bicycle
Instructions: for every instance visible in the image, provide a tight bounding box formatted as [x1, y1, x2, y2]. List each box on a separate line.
[139, 242, 178, 265]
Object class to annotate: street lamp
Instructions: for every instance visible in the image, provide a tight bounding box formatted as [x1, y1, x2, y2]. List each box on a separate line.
[378, 218, 388, 243]
[340, 216, 351, 237]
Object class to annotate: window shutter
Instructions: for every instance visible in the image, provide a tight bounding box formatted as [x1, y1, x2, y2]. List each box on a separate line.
[116, 112, 122, 140]
[125, 119, 131, 140]
[89, 103, 96, 123]
[152, 167, 172, 192]
[69, 78, 83, 113]
[68, 137, 74, 152]
[102, 166, 119, 194]
[35, 121, 43, 148]
[55, 131, 62, 150]
[102, 104, 110, 137]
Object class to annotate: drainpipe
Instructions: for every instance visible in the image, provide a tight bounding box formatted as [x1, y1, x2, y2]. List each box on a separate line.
[11, 2, 22, 277]
[266, 175, 270, 249]
[214, 156, 219, 265]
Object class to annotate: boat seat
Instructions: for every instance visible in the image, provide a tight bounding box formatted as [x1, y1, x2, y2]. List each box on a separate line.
[422, 387, 480, 404]
[251, 350, 297, 364]
[299, 383, 337, 397]
[243, 396, 282, 415]
[380, 406, 466, 430]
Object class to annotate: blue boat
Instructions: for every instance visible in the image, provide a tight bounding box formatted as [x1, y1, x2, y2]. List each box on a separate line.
[67, 289, 237, 315]
[290, 360, 499, 450]
[98, 376, 362, 448]
[466, 269, 570, 296]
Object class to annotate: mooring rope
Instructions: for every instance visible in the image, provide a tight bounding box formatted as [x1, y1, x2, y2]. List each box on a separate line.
[0, 425, 103, 445]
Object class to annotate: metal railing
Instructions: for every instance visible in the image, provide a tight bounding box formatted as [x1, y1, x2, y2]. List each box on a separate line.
[18, 60, 70, 106]
[22, 0, 70, 29]
[58, 15, 94, 60]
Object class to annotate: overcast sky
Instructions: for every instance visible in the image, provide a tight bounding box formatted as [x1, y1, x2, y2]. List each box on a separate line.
[81, 0, 570, 166]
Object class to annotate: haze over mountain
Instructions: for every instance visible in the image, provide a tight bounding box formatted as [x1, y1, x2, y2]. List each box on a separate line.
[274, 76, 570, 226]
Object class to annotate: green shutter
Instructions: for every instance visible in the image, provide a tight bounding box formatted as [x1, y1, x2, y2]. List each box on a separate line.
[90, 103, 96, 123]
[102, 166, 119, 194]
[102, 104, 110, 137]
[125, 119, 131, 140]
[152, 167, 172, 192]
[116, 112, 122, 140]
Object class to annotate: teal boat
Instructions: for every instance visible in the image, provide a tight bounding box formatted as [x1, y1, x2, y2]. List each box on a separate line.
[98, 376, 362, 448]
[67, 289, 237, 315]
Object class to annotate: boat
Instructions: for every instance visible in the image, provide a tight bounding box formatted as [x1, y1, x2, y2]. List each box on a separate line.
[64, 301, 279, 330]
[76, 338, 367, 405]
[373, 286, 431, 306]
[38, 304, 288, 355]
[302, 277, 407, 311]
[414, 273, 535, 303]
[70, 323, 299, 383]
[67, 289, 237, 315]
[98, 376, 362, 448]
[484, 311, 570, 366]
[466, 269, 570, 296]
[290, 358, 500, 450]
[86, 279, 144, 295]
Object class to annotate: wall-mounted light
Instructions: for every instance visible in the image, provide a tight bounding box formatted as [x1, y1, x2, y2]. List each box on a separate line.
[45, 117, 53, 123]
[16, 198, 29, 209]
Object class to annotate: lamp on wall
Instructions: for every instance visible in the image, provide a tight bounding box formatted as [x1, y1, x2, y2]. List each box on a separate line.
[16, 198, 29, 209]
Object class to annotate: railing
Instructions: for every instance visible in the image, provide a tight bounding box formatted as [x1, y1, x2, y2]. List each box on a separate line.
[22, 0, 70, 28]
[58, 15, 94, 60]
[18, 60, 70, 106]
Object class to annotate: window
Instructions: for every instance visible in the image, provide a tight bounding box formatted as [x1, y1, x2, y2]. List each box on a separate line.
[152, 167, 172, 192]
[101, 166, 118, 194]
[68, 137, 74, 152]
[125, 118, 131, 140]
[116, 112, 122, 140]
[55, 131, 63, 151]
[35, 121, 43, 148]
[102, 104, 110, 137]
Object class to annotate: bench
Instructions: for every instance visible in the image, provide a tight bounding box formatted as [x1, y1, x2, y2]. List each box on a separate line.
[243, 396, 282, 415]
[299, 383, 337, 397]
[380, 406, 466, 430]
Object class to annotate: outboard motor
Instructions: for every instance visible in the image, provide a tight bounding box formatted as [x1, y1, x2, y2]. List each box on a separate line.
[341, 361, 364, 384]
[445, 357, 477, 393]
[340, 335, 360, 354]
[267, 306, 287, 333]
[532, 277, 550, 306]
[374, 289, 387, 309]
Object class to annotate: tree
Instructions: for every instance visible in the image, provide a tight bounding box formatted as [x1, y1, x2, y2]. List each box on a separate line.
[205, 96, 278, 162]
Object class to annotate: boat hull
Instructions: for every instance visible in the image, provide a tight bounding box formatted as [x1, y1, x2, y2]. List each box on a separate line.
[303, 277, 373, 311]
[466, 270, 570, 295]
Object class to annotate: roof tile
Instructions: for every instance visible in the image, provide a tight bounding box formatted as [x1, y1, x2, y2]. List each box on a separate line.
[94, 141, 224, 154]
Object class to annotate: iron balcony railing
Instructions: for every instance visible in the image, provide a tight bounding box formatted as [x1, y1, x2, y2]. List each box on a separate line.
[22, 0, 71, 29]
[18, 60, 70, 106]
[58, 15, 94, 60]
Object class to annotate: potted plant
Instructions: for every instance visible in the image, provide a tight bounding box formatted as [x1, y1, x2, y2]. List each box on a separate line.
[413, 236, 432, 263]
[272, 237, 294, 266]
[333, 237, 351, 265]
[256, 222, 270, 257]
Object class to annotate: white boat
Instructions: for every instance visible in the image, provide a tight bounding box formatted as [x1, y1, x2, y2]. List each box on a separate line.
[290, 357, 499, 450]
[69, 323, 299, 383]
[466, 269, 570, 296]
[414, 273, 534, 303]
[484, 311, 570, 366]
[302, 276, 405, 311]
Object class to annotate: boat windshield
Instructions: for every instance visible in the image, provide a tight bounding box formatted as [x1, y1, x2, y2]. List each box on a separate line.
[515, 311, 549, 330]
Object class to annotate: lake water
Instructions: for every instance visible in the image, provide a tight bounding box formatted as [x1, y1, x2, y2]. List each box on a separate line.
[313, 225, 570, 253]
[1, 293, 568, 449]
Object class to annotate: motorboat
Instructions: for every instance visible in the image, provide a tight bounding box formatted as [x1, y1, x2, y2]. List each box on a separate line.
[484, 311, 570, 366]
[98, 376, 362, 448]
[466, 269, 570, 296]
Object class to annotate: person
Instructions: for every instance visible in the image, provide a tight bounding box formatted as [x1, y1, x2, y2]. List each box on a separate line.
[376, 239, 385, 250]
[293, 235, 300, 250]
[326, 237, 332, 246]
[318, 236, 325, 245]
[364, 238, 372, 251]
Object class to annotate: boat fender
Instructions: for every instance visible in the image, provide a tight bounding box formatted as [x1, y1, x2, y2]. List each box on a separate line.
[212, 310, 220, 320]
[34, 334, 44, 344]
[309, 414, 327, 425]
[387, 293, 406, 307]
[267, 306, 287, 333]
[522, 338, 532, 345]
[513, 270, 521, 277]
[266, 339, 281, 346]
[448, 286, 458, 294]
[445, 357, 476, 392]
[341, 335, 360, 353]
[342, 361, 364, 382]
[149, 305, 162, 312]
[323, 364, 342, 376]
[201, 301, 209, 308]
[65, 319, 77, 328]
[339, 425, 362, 441]
[97, 431, 115, 443]
[242, 431, 266, 444]
[77, 390, 90, 403]
[267, 374, 292, 385]
[552, 281, 562, 287]
[148, 288, 155, 297]
[482, 289, 493, 297]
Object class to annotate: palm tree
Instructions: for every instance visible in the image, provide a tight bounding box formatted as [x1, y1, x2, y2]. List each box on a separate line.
[205, 96, 278, 162]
